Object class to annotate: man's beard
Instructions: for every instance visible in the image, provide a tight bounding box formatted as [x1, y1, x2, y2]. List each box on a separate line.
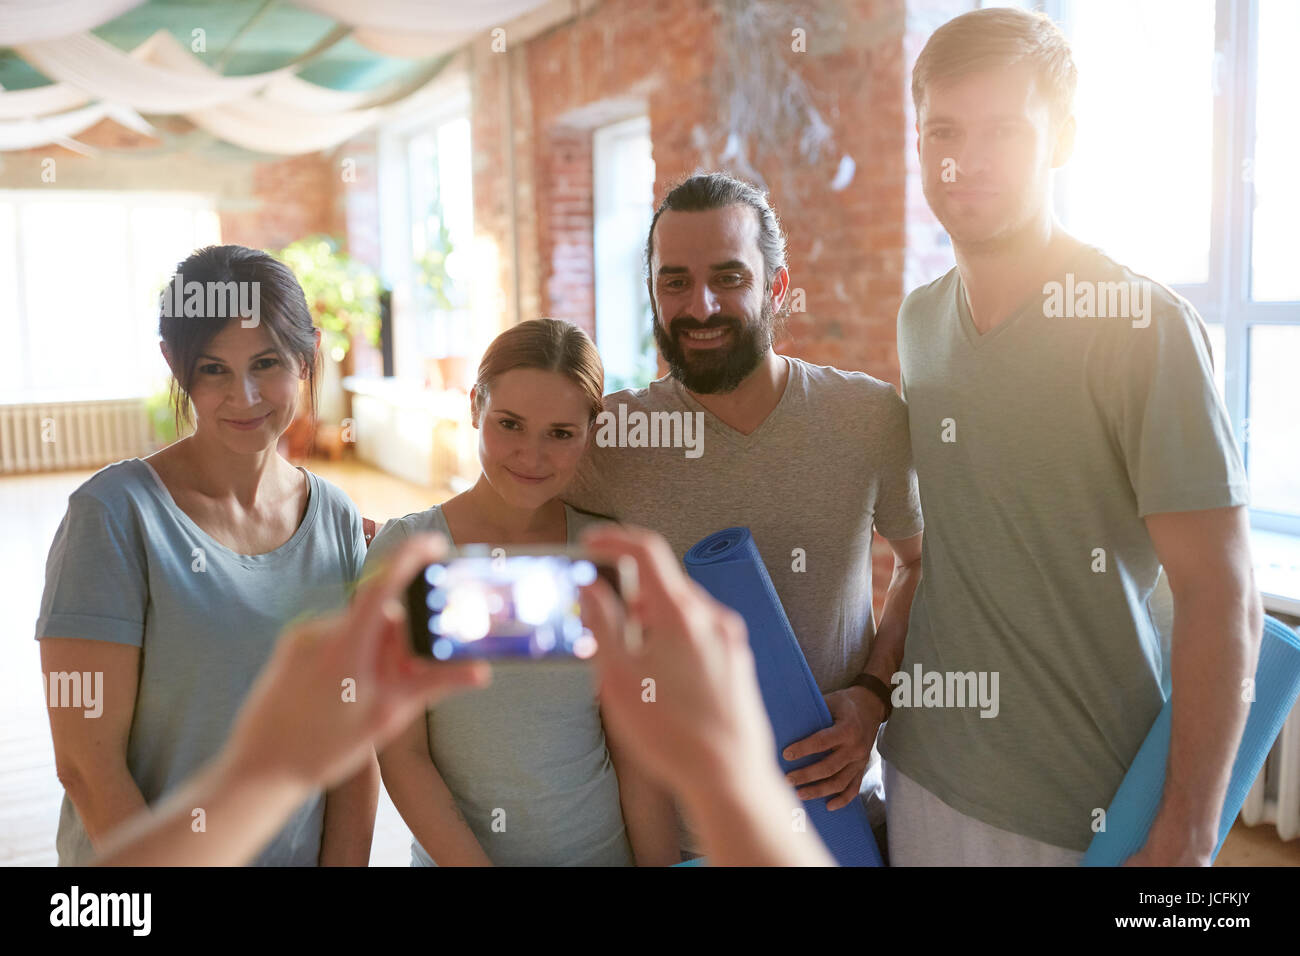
[653, 299, 776, 395]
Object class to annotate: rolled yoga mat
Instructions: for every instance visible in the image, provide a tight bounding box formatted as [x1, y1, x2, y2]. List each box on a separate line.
[684, 527, 884, 867]
[1083, 615, 1300, 865]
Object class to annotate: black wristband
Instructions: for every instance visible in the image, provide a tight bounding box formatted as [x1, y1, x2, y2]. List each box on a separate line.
[851, 673, 894, 720]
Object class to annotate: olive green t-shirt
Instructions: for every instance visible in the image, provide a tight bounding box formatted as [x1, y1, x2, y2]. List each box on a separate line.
[880, 245, 1248, 851]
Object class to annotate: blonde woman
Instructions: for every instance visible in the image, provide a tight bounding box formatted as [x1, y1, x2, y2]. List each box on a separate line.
[369, 319, 677, 866]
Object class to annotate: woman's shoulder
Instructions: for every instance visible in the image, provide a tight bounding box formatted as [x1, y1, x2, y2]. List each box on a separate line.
[68, 458, 158, 514]
[381, 504, 450, 538]
[301, 469, 359, 518]
[563, 503, 617, 542]
[365, 504, 449, 565]
[52, 459, 161, 558]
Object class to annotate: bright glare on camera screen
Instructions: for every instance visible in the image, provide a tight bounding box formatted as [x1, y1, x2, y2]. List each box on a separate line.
[423, 556, 598, 661]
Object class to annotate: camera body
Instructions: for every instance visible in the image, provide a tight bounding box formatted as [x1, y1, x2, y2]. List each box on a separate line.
[405, 545, 636, 662]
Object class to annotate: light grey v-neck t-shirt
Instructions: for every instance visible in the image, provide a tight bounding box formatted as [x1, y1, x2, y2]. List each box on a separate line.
[363, 502, 634, 867]
[35, 458, 366, 866]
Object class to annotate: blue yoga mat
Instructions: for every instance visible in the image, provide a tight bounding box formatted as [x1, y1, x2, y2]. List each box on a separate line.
[1084, 615, 1300, 865]
[684, 527, 884, 867]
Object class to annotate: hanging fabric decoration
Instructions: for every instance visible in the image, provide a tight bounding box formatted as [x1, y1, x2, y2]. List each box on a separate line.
[15, 31, 294, 113]
[0, 0, 551, 154]
[0, 0, 144, 46]
[0, 101, 152, 151]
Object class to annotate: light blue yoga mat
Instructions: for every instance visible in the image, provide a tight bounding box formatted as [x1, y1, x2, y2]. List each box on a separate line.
[684, 527, 884, 867]
[1084, 615, 1300, 865]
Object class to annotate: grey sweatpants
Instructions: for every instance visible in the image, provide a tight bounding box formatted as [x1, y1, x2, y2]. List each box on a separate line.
[884, 762, 1084, 866]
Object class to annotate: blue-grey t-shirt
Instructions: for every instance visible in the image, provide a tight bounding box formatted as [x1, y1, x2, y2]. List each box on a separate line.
[34, 458, 366, 865]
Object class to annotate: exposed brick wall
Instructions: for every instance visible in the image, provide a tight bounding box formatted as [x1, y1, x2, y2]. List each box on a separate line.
[470, 33, 542, 342]
[536, 126, 595, 332]
[904, 0, 972, 294]
[328, 135, 384, 378]
[218, 152, 337, 251]
[522, 0, 720, 340]
[330, 137, 380, 272]
[466, 0, 931, 617]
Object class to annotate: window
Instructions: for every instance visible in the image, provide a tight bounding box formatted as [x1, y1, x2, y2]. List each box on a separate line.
[378, 79, 474, 385]
[0, 190, 220, 403]
[1059, 0, 1215, 287]
[1053, 0, 1300, 534]
[406, 117, 473, 360]
[593, 115, 656, 391]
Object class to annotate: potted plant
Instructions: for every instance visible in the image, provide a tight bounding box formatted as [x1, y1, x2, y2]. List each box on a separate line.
[276, 236, 382, 375]
[274, 236, 383, 459]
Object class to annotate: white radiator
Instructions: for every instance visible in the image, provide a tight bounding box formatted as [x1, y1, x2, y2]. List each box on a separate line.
[0, 399, 153, 474]
[1241, 633, 1300, 841]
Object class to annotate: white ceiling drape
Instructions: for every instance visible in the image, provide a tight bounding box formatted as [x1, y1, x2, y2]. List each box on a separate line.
[0, 0, 144, 46]
[187, 96, 383, 155]
[0, 30, 392, 154]
[16, 31, 295, 113]
[0, 100, 151, 150]
[0, 80, 89, 120]
[0, 0, 552, 153]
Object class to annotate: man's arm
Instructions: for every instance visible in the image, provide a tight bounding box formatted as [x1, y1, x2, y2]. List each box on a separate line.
[784, 531, 923, 809]
[1126, 505, 1262, 866]
[862, 531, 924, 696]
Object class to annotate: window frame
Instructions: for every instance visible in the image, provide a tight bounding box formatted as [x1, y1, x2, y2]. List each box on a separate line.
[1051, 0, 1299, 535]
[377, 71, 474, 383]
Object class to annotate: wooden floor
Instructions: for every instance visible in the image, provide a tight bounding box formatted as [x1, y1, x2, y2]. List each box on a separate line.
[2, 458, 1297, 867]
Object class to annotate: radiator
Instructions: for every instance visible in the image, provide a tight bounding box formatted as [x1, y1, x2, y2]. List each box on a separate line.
[1241, 627, 1300, 841]
[0, 399, 153, 474]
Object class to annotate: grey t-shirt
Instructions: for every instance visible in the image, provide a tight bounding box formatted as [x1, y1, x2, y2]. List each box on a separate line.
[880, 245, 1249, 851]
[35, 458, 366, 866]
[363, 502, 633, 866]
[563, 356, 924, 825]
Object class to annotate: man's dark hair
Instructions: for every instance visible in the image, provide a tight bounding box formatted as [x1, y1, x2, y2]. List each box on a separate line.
[644, 172, 788, 286]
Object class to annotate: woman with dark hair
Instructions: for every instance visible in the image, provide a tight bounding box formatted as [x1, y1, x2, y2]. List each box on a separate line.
[35, 244, 376, 866]
[368, 318, 679, 866]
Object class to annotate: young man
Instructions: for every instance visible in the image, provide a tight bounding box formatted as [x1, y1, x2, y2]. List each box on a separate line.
[879, 7, 1263, 866]
[563, 173, 924, 853]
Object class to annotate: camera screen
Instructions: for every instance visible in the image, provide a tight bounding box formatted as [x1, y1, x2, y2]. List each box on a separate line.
[409, 555, 601, 661]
